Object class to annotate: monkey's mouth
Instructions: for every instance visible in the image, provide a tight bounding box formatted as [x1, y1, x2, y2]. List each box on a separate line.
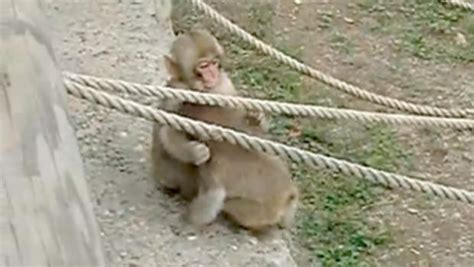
[197, 85, 214, 93]
[202, 80, 219, 90]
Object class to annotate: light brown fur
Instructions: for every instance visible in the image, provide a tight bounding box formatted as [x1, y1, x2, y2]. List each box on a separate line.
[150, 29, 298, 231]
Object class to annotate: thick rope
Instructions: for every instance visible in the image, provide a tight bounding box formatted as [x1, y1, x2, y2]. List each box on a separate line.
[186, 0, 474, 118]
[442, 0, 474, 11]
[64, 72, 474, 131]
[64, 80, 474, 205]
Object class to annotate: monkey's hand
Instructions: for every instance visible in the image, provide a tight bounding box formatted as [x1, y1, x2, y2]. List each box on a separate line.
[246, 111, 269, 131]
[160, 127, 210, 165]
[186, 141, 211, 165]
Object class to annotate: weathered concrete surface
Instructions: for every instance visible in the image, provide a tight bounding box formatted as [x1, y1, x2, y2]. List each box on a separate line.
[1, 1, 106, 265]
[43, 0, 297, 266]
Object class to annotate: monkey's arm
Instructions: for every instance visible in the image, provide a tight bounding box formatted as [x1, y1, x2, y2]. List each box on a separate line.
[224, 78, 268, 131]
[159, 126, 210, 165]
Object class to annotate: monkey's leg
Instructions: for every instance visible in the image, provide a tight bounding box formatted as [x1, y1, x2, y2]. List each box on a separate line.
[178, 172, 199, 200]
[159, 126, 210, 165]
[154, 160, 181, 190]
[277, 194, 298, 229]
[153, 160, 199, 200]
[187, 174, 226, 226]
[223, 198, 281, 231]
[151, 156, 198, 200]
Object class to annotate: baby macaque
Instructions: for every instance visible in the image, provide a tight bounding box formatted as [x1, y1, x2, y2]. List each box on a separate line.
[151, 29, 298, 232]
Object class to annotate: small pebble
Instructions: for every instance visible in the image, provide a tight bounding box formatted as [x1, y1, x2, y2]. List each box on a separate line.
[344, 17, 354, 24]
[407, 208, 419, 215]
[410, 248, 420, 255]
[248, 237, 258, 245]
[455, 32, 468, 47]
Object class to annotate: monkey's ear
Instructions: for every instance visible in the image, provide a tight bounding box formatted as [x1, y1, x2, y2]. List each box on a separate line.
[163, 55, 180, 78]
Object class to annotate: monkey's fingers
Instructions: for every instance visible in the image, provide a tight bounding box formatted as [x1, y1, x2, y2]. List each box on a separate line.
[187, 141, 211, 165]
[246, 111, 269, 130]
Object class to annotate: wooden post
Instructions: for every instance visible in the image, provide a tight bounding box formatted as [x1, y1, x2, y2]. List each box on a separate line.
[0, 0, 107, 266]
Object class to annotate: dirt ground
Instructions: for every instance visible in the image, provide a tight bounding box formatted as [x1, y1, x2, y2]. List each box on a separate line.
[44, 0, 298, 266]
[269, 0, 473, 266]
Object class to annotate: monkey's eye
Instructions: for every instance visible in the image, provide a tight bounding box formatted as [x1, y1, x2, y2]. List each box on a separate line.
[197, 62, 209, 69]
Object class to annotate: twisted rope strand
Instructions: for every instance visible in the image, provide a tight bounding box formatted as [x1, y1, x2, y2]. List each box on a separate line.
[442, 0, 474, 11]
[187, 0, 474, 118]
[64, 80, 474, 205]
[64, 72, 474, 130]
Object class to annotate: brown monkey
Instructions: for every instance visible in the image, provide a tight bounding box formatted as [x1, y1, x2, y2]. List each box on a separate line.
[152, 29, 298, 231]
[151, 29, 265, 199]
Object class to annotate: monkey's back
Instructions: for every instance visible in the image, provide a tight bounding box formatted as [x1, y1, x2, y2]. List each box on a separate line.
[212, 145, 293, 197]
[179, 103, 294, 201]
[209, 143, 298, 230]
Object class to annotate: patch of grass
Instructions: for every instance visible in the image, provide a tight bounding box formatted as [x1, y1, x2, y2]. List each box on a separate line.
[358, 0, 474, 62]
[329, 31, 355, 55]
[269, 120, 408, 267]
[353, 126, 412, 171]
[272, 121, 407, 266]
[300, 189, 386, 267]
[246, 3, 274, 39]
[357, 0, 383, 11]
[358, 0, 391, 33]
[318, 11, 334, 29]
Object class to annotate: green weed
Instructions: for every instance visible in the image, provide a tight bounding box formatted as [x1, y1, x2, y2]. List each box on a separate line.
[359, 0, 474, 62]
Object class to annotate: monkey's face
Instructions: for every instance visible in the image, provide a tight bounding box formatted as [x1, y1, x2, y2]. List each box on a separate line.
[194, 57, 220, 91]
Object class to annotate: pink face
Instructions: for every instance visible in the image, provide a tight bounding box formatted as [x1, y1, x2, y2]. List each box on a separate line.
[195, 59, 220, 90]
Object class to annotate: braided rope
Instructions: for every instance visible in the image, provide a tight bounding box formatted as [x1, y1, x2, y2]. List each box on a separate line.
[442, 0, 474, 10]
[64, 80, 474, 205]
[187, 0, 474, 118]
[64, 72, 474, 130]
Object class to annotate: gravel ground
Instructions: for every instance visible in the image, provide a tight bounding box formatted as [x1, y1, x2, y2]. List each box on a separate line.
[43, 0, 298, 266]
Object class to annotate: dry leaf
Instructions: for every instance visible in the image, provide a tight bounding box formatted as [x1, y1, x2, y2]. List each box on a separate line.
[288, 125, 302, 138]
